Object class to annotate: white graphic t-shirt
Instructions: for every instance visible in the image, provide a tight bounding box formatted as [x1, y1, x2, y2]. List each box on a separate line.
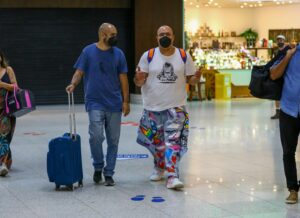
[138, 47, 196, 111]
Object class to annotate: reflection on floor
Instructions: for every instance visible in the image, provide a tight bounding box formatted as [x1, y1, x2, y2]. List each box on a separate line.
[1, 99, 300, 218]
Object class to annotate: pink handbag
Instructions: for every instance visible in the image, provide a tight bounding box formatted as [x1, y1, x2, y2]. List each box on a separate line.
[5, 85, 36, 117]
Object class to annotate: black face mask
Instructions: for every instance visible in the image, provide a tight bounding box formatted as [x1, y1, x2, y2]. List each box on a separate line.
[107, 36, 118, 47]
[278, 42, 284, 48]
[159, 36, 172, 48]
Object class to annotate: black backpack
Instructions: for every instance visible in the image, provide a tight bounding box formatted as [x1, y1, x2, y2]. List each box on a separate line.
[248, 65, 283, 100]
[248, 46, 290, 100]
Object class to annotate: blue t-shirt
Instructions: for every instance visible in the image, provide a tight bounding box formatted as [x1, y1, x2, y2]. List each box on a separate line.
[74, 43, 128, 112]
[280, 45, 300, 118]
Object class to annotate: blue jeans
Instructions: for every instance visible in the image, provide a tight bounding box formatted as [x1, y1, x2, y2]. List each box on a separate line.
[88, 110, 121, 177]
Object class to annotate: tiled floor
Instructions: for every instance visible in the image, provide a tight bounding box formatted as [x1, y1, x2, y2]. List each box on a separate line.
[1, 98, 300, 218]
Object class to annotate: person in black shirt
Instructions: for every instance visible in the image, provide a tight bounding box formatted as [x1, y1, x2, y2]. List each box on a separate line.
[268, 35, 290, 119]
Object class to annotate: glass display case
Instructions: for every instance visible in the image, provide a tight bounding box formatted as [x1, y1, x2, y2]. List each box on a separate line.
[192, 47, 270, 70]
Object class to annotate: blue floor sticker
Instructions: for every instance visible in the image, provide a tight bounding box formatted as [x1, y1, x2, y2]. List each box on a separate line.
[131, 195, 145, 201]
[131, 195, 165, 203]
[151, 196, 165, 203]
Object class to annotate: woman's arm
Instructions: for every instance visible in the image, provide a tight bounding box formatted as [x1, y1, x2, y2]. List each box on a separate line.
[0, 66, 18, 91]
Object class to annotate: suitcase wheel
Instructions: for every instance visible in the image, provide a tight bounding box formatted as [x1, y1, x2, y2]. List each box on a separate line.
[55, 184, 60, 190]
[66, 184, 74, 191]
[78, 180, 83, 187]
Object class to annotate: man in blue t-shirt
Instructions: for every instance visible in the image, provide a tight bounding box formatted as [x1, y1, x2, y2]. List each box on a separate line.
[66, 23, 130, 186]
[270, 45, 299, 204]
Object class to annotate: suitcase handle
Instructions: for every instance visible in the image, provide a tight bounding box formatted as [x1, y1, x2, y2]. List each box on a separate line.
[68, 92, 77, 140]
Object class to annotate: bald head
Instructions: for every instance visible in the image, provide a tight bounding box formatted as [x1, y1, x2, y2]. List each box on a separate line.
[98, 23, 117, 41]
[99, 23, 117, 35]
[98, 23, 118, 48]
[156, 25, 175, 49]
[157, 25, 174, 36]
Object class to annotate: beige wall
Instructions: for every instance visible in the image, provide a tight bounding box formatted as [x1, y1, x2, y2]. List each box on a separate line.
[254, 4, 300, 39]
[185, 4, 300, 40]
[185, 7, 254, 36]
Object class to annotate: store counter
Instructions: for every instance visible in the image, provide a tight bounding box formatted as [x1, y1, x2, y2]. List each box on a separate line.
[219, 69, 252, 97]
[219, 69, 251, 86]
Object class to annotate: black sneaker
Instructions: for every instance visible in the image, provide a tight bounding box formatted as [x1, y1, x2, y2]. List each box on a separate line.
[104, 176, 115, 186]
[270, 109, 280, 119]
[93, 170, 102, 184]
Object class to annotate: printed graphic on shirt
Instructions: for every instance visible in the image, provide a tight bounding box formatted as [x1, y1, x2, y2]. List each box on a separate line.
[157, 62, 178, 83]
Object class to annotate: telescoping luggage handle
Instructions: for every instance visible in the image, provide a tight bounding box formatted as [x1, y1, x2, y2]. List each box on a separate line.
[68, 92, 77, 140]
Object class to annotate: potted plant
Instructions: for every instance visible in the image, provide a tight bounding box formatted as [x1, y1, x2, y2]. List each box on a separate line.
[240, 28, 258, 48]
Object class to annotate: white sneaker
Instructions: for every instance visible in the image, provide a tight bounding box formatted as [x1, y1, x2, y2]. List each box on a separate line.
[167, 177, 184, 189]
[149, 170, 164, 181]
[0, 164, 8, 177]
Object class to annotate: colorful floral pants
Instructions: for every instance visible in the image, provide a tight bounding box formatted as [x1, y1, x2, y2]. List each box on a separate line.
[137, 107, 189, 178]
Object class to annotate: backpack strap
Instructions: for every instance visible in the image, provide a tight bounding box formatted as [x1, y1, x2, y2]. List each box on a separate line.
[147, 48, 155, 63]
[147, 48, 187, 63]
[178, 48, 187, 63]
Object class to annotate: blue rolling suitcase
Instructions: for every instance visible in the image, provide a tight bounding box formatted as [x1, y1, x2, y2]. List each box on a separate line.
[47, 93, 83, 190]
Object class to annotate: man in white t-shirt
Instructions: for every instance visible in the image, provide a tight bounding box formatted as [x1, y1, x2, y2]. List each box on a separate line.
[134, 25, 200, 190]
